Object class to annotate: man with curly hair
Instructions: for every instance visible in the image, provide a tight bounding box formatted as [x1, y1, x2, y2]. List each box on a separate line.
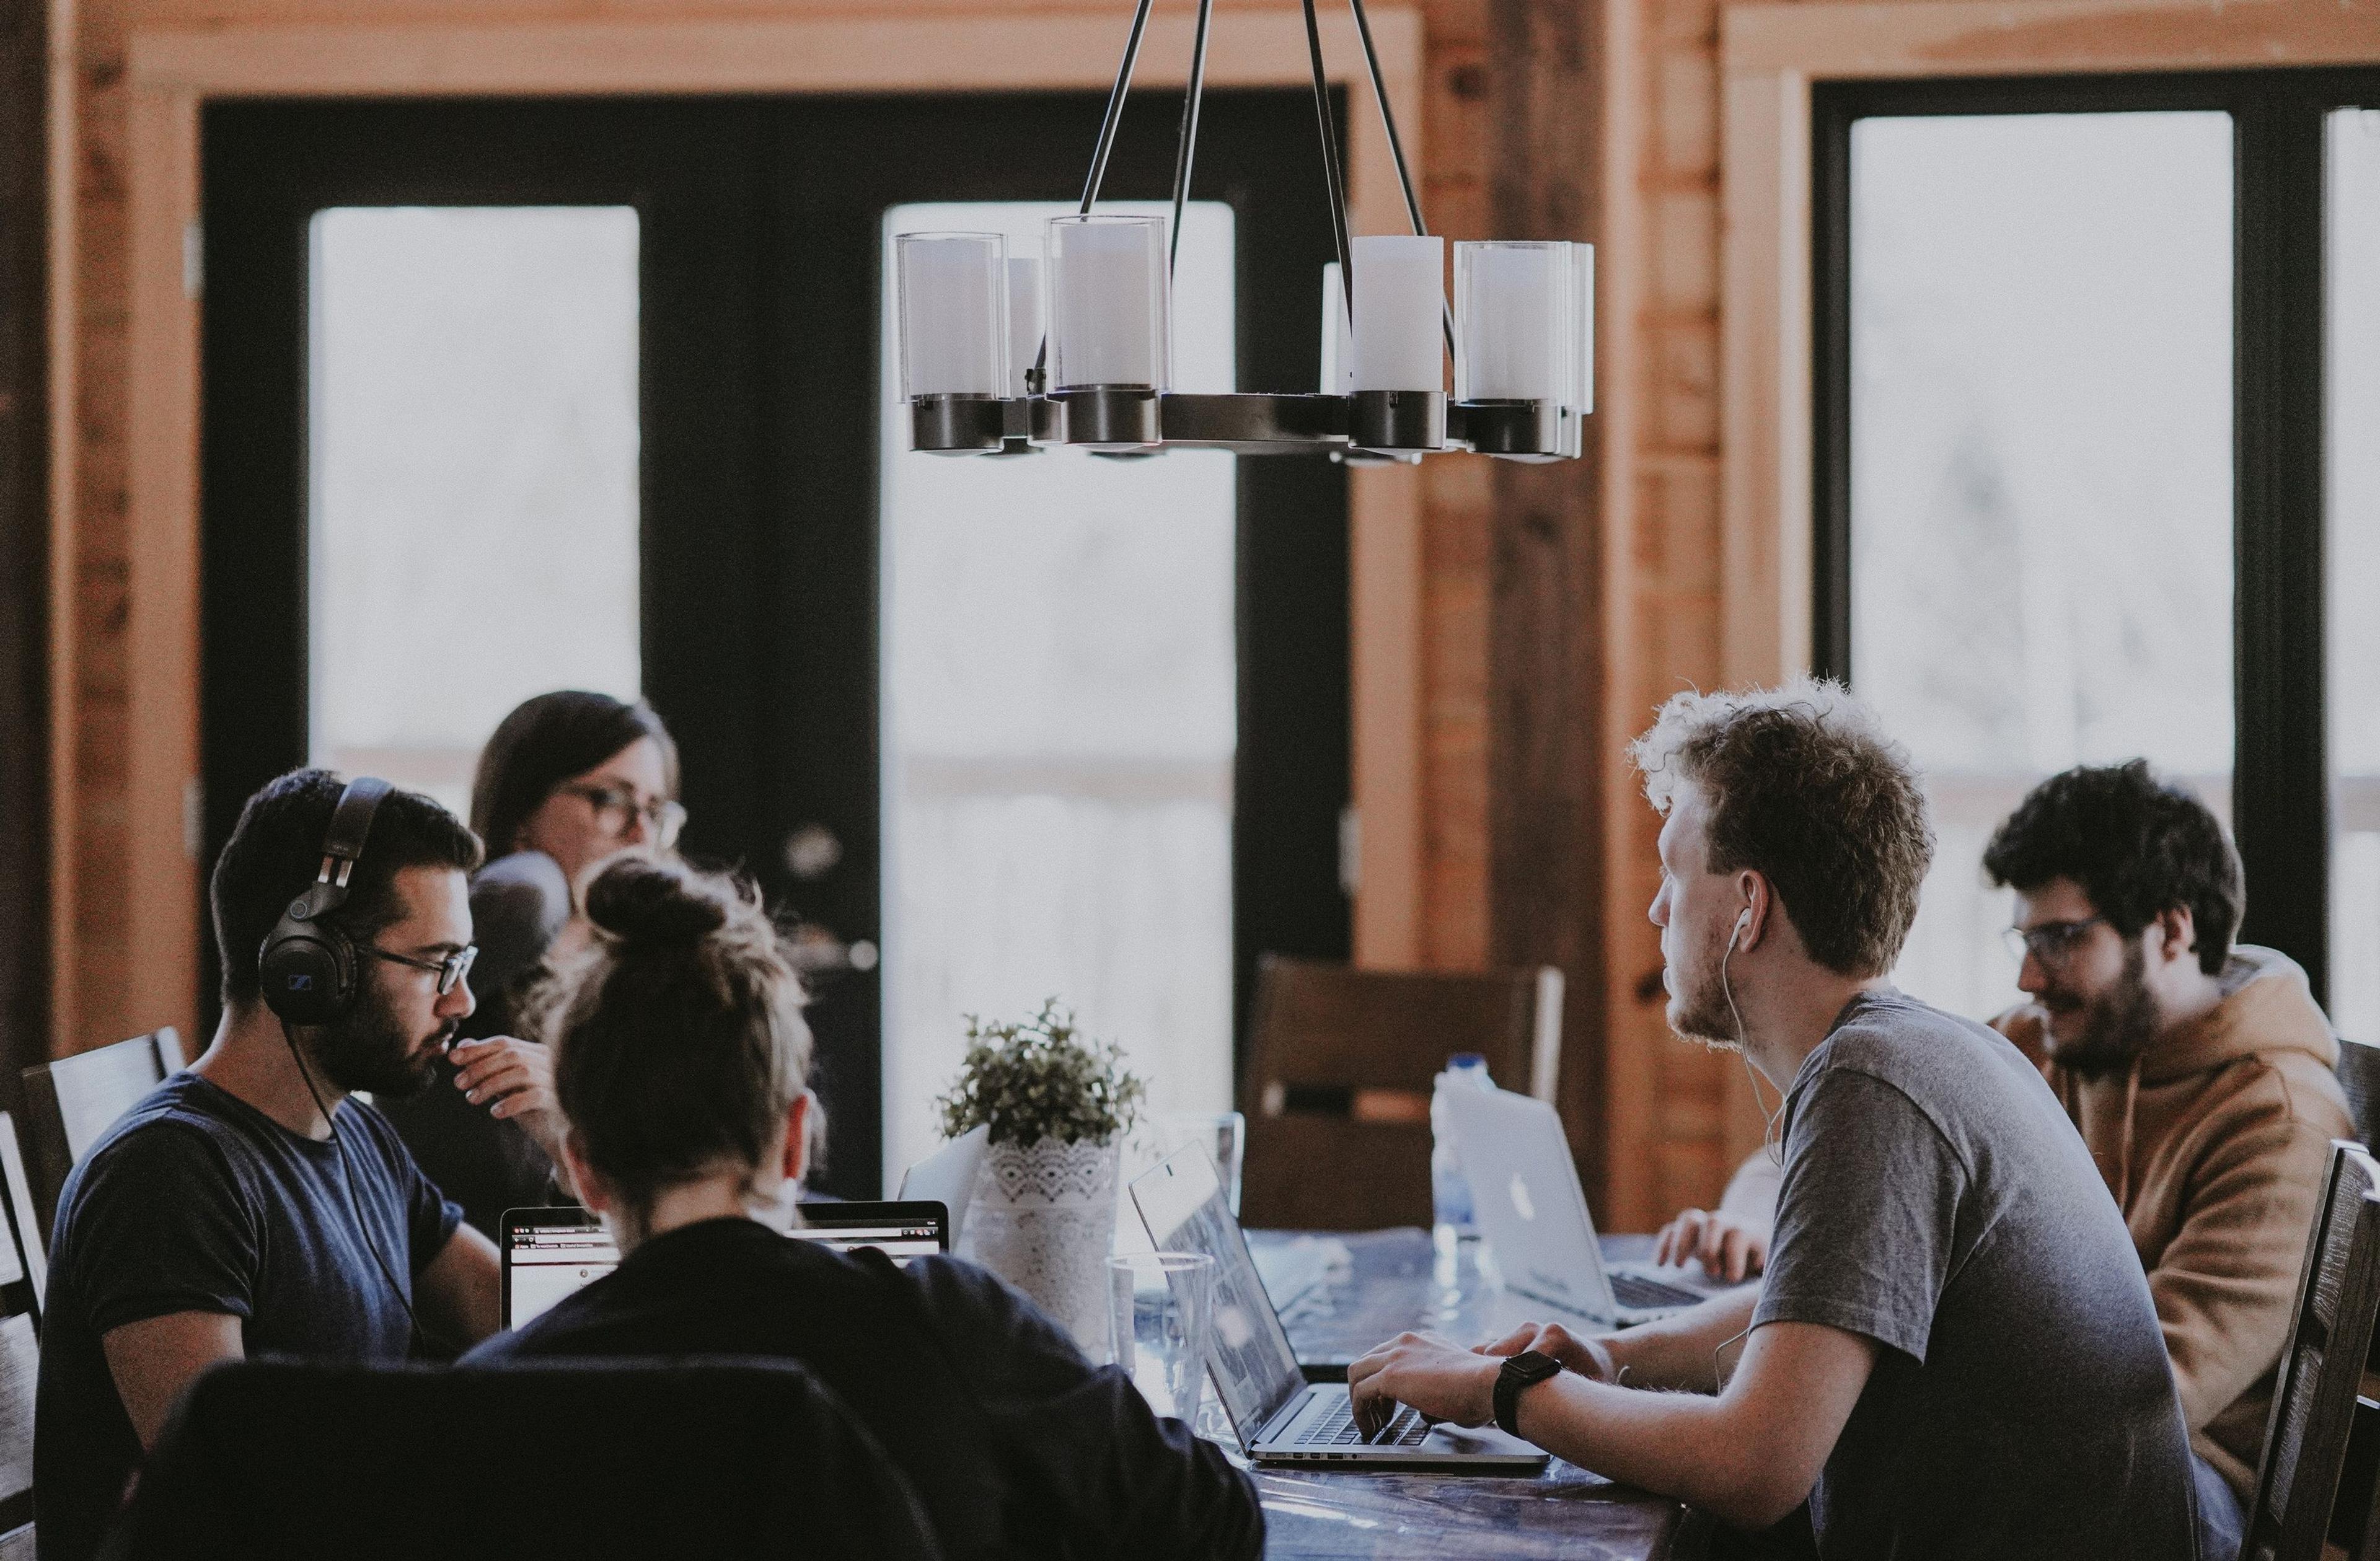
[1347, 681, 2197, 1559]
[1655, 759, 2350, 1556]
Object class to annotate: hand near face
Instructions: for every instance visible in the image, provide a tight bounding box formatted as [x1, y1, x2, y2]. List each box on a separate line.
[449, 1036, 563, 1161]
[1346, 1331, 1502, 1441]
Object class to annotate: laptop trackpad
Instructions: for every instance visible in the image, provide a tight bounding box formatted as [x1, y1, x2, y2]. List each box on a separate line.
[1421, 1421, 1542, 1458]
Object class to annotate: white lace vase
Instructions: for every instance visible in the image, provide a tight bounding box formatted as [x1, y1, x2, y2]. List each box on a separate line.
[960, 1135, 1120, 1358]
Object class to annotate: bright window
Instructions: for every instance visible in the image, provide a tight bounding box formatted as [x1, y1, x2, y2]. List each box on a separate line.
[2329, 108, 2380, 1044]
[308, 206, 642, 818]
[878, 201, 1238, 1187]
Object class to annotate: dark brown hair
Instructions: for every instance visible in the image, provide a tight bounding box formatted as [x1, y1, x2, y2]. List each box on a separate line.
[1983, 760, 2242, 976]
[1631, 679, 1934, 979]
[212, 768, 483, 1004]
[470, 692, 681, 862]
[527, 856, 812, 1218]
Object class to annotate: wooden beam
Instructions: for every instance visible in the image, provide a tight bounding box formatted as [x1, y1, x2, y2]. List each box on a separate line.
[1483, 0, 1616, 1208]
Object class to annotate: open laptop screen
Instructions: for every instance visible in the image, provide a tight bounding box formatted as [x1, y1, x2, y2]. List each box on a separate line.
[499, 1200, 951, 1331]
[1129, 1146, 1305, 1444]
[502, 1210, 619, 1330]
[791, 1201, 948, 1265]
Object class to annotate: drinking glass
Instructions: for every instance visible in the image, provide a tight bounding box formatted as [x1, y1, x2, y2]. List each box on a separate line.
[1160, 1110, 1247, 1216]
[1108, 1251, 1216, 1424]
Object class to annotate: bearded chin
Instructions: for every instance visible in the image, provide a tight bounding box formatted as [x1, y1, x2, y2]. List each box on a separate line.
[315, 994, 440, 1099]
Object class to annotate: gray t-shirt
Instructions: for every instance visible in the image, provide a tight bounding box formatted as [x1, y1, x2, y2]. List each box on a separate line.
[1755, 989, 2197, 1559]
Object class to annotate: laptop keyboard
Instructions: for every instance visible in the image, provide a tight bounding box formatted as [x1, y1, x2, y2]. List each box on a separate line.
[1295, 1397, 1431, 1448]
[1610, 1270, 1703, 1311]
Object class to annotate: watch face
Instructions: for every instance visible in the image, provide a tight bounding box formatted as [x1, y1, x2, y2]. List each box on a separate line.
[1511, 1349, 1562, 1381]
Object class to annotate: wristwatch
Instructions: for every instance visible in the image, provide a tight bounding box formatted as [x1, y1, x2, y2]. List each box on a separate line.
[1494, 1349, 1562, 1437]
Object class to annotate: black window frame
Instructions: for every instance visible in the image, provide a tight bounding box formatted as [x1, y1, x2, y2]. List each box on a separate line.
[1814, 68, 2380, 1005]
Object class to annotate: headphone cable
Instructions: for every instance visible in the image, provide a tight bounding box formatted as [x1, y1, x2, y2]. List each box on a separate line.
[277, 1019, 447, 1357]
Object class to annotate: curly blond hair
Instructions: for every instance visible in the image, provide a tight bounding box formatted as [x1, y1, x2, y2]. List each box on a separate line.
[1630, 679, 1933, 978]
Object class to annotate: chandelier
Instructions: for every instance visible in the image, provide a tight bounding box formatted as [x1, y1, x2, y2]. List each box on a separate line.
[891, 0, 1593, 462]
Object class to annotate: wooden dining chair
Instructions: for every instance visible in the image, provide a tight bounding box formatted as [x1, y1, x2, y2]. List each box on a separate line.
[2338, 1037, 2380, 1149]
[1237, 955, 1564, 1231]
[20, 1027, 186, 1242]
[2242, 1140, 2380, 1561]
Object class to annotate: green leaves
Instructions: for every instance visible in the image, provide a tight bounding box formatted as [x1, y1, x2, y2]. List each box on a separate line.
[935, 998, 1147, 1149]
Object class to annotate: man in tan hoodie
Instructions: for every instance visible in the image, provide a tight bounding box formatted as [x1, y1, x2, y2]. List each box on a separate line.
[1657, 760, 2351, 1555]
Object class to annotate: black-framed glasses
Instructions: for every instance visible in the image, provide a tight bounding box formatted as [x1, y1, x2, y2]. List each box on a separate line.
[558, 783, 687, 849]
[368, 943, 478, 996]
[2001, 917, 2111, 969]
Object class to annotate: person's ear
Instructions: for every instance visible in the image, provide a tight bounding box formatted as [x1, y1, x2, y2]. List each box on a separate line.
[2153, 906, 2198, 967]
[783, 1091, 813, 1187]
[559, 1129, 607, 1215]
[1732, 873, 1771, 952]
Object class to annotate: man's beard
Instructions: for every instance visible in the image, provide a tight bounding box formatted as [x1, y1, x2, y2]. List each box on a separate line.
[1666, 936, 1745, 1053]
[2043, 942, 2162, 1078]
[314, 988, 452, 1099]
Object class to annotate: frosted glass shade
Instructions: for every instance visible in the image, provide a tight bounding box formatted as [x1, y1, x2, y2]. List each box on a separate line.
[1454, 240, 1573, 402]
[1570, 242, 1595, 413]
[1318, 262, 1354, 395]
[1349, 235, 1445, 393]
[896, 231, 1008, 401]
[1047, 214, 1170, 392]
[1007, 257, 1044, 397]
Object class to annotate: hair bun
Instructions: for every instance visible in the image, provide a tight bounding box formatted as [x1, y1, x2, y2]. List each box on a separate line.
[584, 856, 729, 948]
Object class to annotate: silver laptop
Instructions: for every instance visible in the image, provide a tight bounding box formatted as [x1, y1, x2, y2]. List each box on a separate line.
[1442, 1085, 1706, 1327]
[897, 1124, 990, 1247]
[1130, 1145, 1547, 1471]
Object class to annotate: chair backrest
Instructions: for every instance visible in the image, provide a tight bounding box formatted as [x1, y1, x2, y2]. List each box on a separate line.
[2338, 1037, 2380, 1149]
[2244, 1140, 2380, 1561]
[1238, 954, 1564, 1230]
[108, 1357, 943, 1561]
[0, 1117, 43, 1328]
[0, 1129, 42, 1552]
[19, 1028, 184, 1241]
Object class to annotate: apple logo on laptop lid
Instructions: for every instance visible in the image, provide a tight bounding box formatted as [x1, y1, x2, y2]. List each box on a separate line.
[1509, 1172, 1536, 1222]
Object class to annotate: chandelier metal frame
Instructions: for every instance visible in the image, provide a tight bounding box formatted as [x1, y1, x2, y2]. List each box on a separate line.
[903, 0, 1589, 463]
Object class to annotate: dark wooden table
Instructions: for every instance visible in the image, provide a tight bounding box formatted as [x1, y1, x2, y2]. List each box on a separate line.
[1241, 1228, 1722, 1560]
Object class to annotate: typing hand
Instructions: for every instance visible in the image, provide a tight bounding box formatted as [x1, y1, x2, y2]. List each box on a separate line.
[1476, 1321, 1617, 1382]
[1652, 1207, 1769, 1283]
[449, 1037, 563, 1161]
[1347, 1332, 1501, 1441]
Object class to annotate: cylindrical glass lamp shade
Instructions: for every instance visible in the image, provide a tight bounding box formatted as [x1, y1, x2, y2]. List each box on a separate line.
[1569, 242, 1595, 413]
[895, 231, 1008, 401]
[1349, 235, 1445, 393]
[1454, 240, 1573, 402]
[1319, 262, 1354, 395]
[1046, 214, 1170, 392]
[1007, 257, 1044, 397]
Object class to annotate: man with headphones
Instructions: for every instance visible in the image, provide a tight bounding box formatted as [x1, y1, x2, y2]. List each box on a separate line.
[34, 769, 563, 1561]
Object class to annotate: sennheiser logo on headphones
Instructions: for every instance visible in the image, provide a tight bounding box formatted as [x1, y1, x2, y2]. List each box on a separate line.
[287, 974, 314, 991]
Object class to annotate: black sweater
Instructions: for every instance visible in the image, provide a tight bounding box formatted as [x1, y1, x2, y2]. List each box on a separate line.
[463, 1217, 1263, 1561]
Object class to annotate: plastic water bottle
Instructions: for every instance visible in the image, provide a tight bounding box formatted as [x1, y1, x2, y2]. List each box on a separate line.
[1430, 1053, 1496, 1239]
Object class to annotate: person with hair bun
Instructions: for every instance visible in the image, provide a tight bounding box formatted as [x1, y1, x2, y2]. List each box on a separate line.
[462, 855, 1262, 1561]
[384, 690, 683, 1240]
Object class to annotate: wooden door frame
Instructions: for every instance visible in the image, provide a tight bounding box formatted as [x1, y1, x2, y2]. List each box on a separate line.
[107, 2, 1424, 1045]
[1716, 0, 2380, 1168]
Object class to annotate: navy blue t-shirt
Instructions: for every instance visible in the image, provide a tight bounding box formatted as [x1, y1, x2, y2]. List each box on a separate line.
[33, 1071, 462, 1561]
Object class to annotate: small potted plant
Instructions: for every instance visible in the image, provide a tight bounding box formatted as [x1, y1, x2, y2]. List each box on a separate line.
[937, 1000, 1145, 1352]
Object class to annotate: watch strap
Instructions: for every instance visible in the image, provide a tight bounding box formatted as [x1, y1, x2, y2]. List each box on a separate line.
[1494, 1350, 1562, 1437]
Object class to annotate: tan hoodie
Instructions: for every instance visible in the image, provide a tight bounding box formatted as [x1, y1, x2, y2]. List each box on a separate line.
[1994, 946, 2353, 1501]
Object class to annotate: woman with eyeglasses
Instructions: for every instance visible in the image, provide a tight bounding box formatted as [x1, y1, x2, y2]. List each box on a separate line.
[382, 690, 685, 1241]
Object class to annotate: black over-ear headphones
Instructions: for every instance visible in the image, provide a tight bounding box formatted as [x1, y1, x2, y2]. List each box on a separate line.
[258, 776, 392, 1026]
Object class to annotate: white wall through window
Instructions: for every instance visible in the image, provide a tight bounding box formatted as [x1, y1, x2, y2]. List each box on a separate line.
[1848, 113, 2236, 1022]
[2329, 109, 2380, 1045]
[307, 206, 643, 820]
[879, 201, 1237, 1187]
